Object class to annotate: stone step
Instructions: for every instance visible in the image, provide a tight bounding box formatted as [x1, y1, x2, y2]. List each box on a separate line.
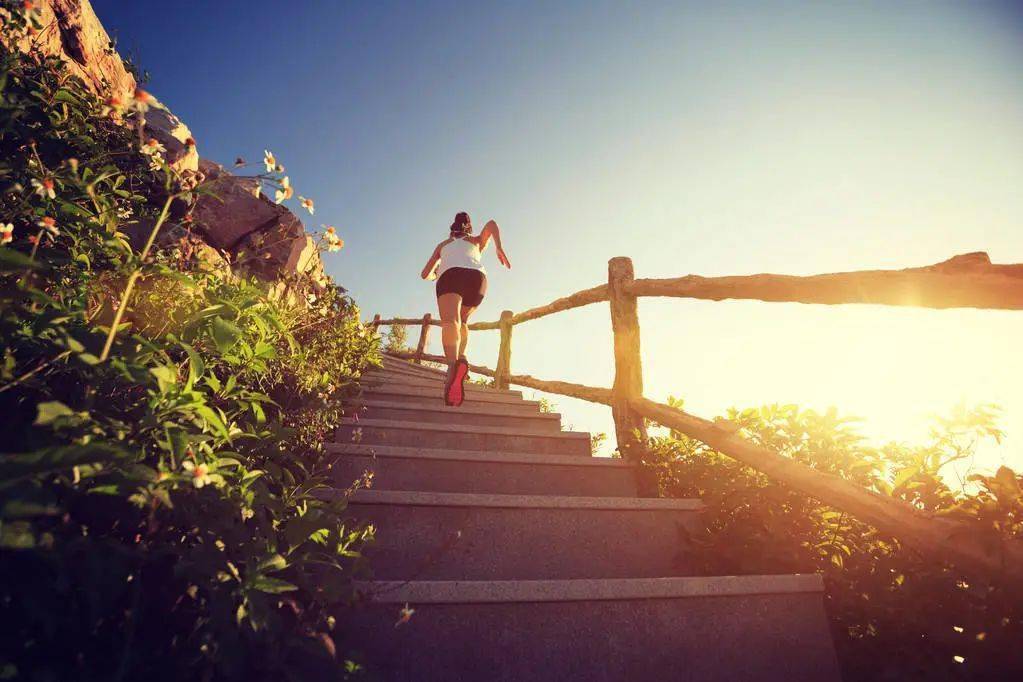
[350, 398, 562, 432]
[380, 357, 449, 379]
[338, 418, 591, 456]
[373, 359, 496, 386]
[361, 373, 522, 398]
[370, 365, 447, 384]
[347, 490, 701, 580]
[359, 383, 534, 408]
[341, 574, 841, 681]
[329, 443, 638, 496]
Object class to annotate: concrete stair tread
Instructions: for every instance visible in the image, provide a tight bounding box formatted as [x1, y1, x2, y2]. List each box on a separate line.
[360, 383, 528, 404]
[362, 376, 523, 397]
[342, 417, 589, 440]
[351, 489, 702, 510]
[356, 573, 823, 603]
[329, 443, 629, 467]
[351, 398, 558, 421]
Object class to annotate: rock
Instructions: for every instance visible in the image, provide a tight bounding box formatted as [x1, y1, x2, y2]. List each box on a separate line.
[3, 0, 136, 102]
[144, 98, 199, 173]
[192, 160, 290, 251]
[122, 219, 231, 275]
[192, 159, 328, 289]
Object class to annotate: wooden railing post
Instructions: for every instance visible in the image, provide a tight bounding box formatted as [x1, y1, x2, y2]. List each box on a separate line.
[494, 310, 514, 389]
[414, 313, 432, 364]
[371, 314, 381, 330]
[608, 257, 653, 493]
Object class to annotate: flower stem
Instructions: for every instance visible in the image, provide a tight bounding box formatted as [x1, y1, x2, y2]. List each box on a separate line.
[99, 194, 175, 362]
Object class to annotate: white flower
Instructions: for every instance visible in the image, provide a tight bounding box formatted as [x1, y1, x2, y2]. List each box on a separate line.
[35, 216, 59, 237]
[132, 88, 153, 113]
[263, 149, 276, 173]
[100, 95, 125, 118]
[274, 176, 293, 204]
[182, 460, 212, 488]
[30, 178, 56, 199]
[147, 154, 164, 172]
[141, 138, 167, 156]
[299, 196, 314, 214]
[1, 223, 13, 245]
[21, 0, 40, 20]
[394, 603, 415, 628]
[322, 226, 344, 253]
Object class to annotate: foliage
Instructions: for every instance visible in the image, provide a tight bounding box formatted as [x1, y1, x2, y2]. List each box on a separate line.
[644, 397, 1023, 681]
[383, 324, 409, 354]
[0, 13, 379, 681]
[536, 396, 556, 414]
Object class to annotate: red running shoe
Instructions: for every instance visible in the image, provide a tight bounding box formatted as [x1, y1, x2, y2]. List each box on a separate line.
[445, 358, 469, 407]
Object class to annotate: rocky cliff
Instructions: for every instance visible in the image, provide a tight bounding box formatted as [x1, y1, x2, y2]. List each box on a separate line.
[4, 0, 328, 291]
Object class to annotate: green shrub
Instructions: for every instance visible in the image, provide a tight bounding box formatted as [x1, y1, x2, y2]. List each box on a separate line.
[1, 10, 378, 680]
[645, 397, 1022, 681]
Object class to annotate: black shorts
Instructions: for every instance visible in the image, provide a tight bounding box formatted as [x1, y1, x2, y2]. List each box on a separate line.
[436, 267, 488, 307]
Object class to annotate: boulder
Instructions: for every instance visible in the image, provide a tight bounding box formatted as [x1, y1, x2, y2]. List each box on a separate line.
[144, 98, 199, 173]
[3, 0, 136, 102]
[192, 160, 327, 289]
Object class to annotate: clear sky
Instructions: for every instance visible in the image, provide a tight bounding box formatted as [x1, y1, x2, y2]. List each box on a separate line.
[94, 1, 1023, 467]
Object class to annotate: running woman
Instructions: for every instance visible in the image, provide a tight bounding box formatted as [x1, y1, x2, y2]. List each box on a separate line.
[421, 212, 511, 406]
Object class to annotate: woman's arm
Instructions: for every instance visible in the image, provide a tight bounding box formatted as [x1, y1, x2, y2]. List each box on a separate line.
[477, 220, 511, 269]
[421, 241, 445, 279]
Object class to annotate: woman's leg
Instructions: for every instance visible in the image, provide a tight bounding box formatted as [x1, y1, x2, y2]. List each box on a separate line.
[437, 293, 462, 363]
[458, 305, 477, 359]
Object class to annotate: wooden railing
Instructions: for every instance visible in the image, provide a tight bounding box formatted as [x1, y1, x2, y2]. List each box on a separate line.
[371, 252, 1023, 576]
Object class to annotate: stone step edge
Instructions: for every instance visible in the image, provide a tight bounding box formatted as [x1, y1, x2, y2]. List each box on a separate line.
[350, 489, 702, 511]
[350, 398, 559, 421]
[380, 359, 448, 378]
[355, 574, 824, 604]
[360, 384, 531, 405]
[362, 376, 523, 397]
[340, 418, 590, 440]
[328, 443, 630, 468]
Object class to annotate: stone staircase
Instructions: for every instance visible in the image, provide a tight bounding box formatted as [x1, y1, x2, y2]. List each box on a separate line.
[330, 355, 841, 681]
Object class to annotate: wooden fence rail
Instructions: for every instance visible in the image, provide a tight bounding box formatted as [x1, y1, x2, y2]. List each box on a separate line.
[371, 251, 1023, 576]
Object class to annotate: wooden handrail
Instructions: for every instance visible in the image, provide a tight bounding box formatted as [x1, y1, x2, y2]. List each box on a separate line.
[468, 284, 610, 330]
[626, 252, 1023, 310]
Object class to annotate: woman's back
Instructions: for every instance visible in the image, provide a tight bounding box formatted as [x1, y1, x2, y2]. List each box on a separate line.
[437, 236, 486, 277]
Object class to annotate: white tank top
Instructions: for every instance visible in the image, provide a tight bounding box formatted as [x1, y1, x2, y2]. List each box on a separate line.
[436, 237, 486, 277]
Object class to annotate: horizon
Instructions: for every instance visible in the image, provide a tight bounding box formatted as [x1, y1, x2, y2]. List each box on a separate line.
[93, 0, 1023, 465]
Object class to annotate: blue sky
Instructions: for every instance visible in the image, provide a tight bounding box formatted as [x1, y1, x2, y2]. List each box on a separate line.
[94, 1, 1023, 463]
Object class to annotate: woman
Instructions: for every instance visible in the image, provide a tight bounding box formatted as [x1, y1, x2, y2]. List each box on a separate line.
[421, 211, 511, 406]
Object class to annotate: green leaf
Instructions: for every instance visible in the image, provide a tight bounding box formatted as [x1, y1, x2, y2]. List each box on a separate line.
[193, 404, 230, 440]
[180, 342, 204, 390]
[256, 554, 288, 574]
[249, 577, 297, 594]
[150, 365, 178, 394]
[33, 401, 74, 425]
[211, 316, 242, 354]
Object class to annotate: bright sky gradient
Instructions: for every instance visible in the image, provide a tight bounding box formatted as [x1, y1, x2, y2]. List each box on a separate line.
[93, 1, 1023, 466]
